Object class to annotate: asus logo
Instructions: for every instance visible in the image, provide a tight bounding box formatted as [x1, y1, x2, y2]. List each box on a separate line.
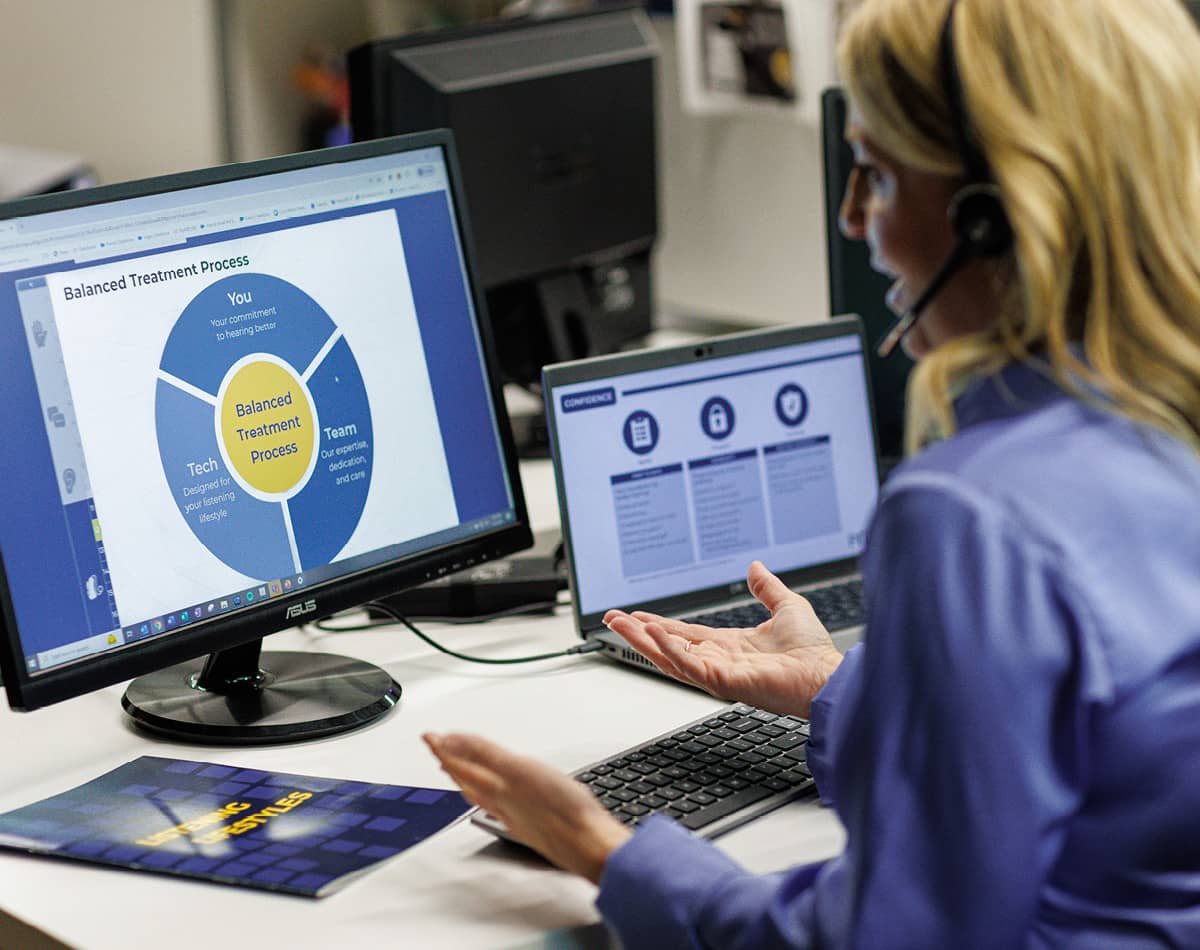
[285, 599, 317, 620]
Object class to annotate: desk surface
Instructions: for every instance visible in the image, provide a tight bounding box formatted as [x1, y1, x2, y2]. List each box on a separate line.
[0, 462, 844, 950]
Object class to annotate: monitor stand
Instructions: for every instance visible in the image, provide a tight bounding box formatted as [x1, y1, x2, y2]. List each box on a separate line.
[121, 639, 401, 744]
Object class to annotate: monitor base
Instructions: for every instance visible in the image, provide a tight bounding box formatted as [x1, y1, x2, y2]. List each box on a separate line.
[121, 650, 401, 744]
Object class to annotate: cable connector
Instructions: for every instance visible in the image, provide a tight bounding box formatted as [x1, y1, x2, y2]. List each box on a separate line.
[565, 640, 606, 655]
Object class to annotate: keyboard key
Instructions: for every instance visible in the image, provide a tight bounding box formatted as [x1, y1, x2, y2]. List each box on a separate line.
[680, 786, 773, 831]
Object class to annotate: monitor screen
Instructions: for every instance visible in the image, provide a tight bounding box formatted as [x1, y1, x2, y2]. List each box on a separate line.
[348, 7, 659, 391]
[0, 130, 531, 741]
[820, 86, 913, 467]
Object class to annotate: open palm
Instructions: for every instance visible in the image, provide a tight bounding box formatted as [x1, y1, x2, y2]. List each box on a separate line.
[603, 561, 843, 719]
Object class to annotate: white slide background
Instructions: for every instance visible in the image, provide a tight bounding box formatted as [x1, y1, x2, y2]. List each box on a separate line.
[47, 209, 457, 623]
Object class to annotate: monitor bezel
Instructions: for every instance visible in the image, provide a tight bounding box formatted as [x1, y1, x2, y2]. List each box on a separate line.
[0, 129, 532, 711]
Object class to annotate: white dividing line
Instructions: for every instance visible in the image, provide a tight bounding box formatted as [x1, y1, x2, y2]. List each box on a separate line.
[158, 369, 217, 405]
[281, 499, 302, 573]
[302, 329, 342, 383]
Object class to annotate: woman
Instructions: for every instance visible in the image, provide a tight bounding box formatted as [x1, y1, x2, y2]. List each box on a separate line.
[426, 0, 1200, 945]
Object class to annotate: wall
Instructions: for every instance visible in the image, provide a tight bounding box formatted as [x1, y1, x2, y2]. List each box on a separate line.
[222, 0, 371, 163]
[652, 18, 829, 328]
[0, 0, 224, 185]
[0, 3, 830, 328]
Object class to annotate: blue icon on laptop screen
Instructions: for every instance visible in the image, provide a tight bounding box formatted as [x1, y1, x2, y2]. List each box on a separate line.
[700, 396, 735, 440]
[622, 410, 659, 455]
[774, 384, 809, 427]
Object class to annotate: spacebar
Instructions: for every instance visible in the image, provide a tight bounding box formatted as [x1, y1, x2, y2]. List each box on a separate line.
[680, 786, 773, 831]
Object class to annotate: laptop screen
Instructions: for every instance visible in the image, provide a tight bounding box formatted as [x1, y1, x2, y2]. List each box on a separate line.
[544, 321, 880, 619]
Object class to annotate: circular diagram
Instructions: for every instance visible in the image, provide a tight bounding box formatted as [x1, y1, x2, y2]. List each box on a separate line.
[155, 273, 373, 581]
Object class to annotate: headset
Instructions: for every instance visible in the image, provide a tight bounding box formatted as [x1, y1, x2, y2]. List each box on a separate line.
[875, 0, 1014, 358]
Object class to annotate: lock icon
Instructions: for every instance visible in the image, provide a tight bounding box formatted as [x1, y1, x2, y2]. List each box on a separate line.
[701, 397, 734, 439]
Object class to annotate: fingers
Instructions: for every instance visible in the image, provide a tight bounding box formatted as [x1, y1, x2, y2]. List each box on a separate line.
[604, 613, 679, 672]
[747, 560, 805, 615]
[638, 622, 717, 694]
[428, 731, 514, 772]
[424, 745, 501, 824]
[605, 613, 697, 684]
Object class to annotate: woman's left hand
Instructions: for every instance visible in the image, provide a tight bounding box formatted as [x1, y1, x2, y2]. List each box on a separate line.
[424, 732, 632, 884]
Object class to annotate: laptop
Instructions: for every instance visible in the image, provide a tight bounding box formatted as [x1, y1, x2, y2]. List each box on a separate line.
[542, 315, 881, 670]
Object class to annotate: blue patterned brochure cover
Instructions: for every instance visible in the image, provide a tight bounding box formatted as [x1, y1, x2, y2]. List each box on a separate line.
[0, 756, 470, 897]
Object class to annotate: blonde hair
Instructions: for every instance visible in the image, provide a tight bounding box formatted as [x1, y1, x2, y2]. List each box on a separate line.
[837, 0, 1200, 455]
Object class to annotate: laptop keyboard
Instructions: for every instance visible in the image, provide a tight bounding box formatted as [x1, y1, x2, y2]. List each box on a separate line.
[684, 577, 864, 632]
[573, 702, 815, 835]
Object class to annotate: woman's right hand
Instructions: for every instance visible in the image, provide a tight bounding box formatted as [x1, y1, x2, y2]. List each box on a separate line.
[603, 561, 844, 719]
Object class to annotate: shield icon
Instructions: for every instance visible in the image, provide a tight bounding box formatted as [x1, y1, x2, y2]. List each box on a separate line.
[781, 389, 803, 421]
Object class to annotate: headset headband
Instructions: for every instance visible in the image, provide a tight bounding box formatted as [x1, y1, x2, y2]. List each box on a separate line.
[939, 0, 992, 186]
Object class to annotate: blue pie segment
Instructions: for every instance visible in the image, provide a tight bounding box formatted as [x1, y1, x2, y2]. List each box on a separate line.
[287, 336, 374, 569]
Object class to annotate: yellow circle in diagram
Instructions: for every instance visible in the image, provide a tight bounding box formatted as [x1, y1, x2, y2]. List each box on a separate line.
[219, 359, 316, 494]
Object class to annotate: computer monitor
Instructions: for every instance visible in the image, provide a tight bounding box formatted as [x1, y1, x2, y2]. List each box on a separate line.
[348, 6, 659, 390]
[820, 86, 912, 468]
[0, 130, 531, 743]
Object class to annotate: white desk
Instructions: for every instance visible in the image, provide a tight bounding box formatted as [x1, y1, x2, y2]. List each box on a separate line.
[0, 462, 845, 949]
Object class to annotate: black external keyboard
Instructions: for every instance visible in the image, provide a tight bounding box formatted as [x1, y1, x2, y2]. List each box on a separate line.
[576, 703, 815, 837]
[472, 703, 815, 841]
[685, 578, 864, 632]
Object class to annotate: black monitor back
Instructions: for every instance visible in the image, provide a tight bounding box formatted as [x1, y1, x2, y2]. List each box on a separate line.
[349, 8, 659, 387]
[820, 87, 912, 466]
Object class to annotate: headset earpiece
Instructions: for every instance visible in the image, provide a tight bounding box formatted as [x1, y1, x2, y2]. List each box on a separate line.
[948, 182, 1013, 258]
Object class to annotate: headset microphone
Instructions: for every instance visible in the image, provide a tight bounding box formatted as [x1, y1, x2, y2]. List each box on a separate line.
[874, 0, 1014, 359]
[875, 182, 1012, 358]
[875, 237, 971, 358]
